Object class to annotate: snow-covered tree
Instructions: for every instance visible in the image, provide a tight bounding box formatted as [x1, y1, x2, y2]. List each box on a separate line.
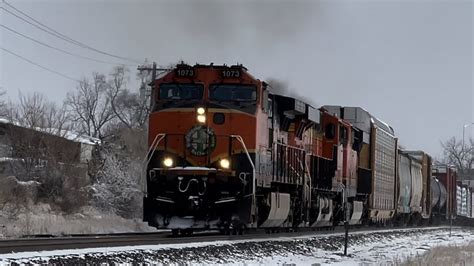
[90, 149, 142, 218]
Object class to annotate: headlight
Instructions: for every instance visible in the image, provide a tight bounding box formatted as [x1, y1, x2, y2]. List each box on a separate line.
[197, 107, 206, 115]
[219, 158, 230, 169]
[163, 157, 174, 168]
[197, 114, 206, 123]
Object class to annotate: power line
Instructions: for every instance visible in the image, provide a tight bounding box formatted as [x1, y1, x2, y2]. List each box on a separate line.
[0, 7, 92, 51]
[0, 7, 85, 50]
[1, 24, 135, 66]
[1, 0, 141, 64]
[2, 0, 88, 47]
[1, 0, 142, 64]
[1, 46, 80, 82]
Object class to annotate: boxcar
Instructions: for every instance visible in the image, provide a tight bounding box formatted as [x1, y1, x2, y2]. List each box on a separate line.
[323, 106, 397, 222]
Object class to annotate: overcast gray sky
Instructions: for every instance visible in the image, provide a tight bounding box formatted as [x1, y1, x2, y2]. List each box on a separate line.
[1, 0, 472, 158]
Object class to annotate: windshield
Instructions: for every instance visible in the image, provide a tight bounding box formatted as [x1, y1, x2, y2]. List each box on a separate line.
[209, 84, 257, 102]
[159, 83, 203, 100]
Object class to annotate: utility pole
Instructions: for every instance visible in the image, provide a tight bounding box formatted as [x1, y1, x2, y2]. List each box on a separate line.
[137, 62, 169, 75]
[449, 165, 452, 237]
[137, 63, 169, 108]
[343, 188, 349, 256]
[462, 123, 474, 170]
[338, 183, 349, 256]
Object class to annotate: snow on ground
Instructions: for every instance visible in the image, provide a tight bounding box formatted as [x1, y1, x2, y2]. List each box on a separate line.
[0, 227, 473, 265]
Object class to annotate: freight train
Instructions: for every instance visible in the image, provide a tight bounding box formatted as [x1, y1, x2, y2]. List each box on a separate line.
[142, 63, 473, 235]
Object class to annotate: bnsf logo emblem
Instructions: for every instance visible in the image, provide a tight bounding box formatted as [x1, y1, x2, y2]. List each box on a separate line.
[185, 125, 216, 156]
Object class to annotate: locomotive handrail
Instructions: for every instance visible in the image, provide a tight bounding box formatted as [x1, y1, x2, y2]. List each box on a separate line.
[142, 133, 166, 195]
[230, 134, 256, 227]
[273, 142, 306, 184]
[145, 133, 167, 166]
[274, 141, 306, 151]
[305, 153, 312, 226]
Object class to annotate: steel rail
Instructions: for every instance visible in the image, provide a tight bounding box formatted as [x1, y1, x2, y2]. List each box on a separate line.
[0, 226, 457, 254]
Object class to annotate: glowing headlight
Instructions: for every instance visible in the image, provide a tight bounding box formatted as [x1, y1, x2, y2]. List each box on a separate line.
[163, 157, 174, 168]
[219, 158, 230, 169]
[197, 107, 206, 115]
[197, 114, 206, 123]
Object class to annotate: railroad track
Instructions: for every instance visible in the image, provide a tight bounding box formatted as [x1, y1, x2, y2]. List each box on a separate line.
[0, 225, 455, 254]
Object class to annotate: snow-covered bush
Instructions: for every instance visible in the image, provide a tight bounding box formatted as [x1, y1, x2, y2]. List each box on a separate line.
[90, 149, 142, 218]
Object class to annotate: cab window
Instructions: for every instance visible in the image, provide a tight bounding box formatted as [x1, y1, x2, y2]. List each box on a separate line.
[325, 123, 336, 139]
[209, 84, 256, 102]
[159, 83, 203, 100]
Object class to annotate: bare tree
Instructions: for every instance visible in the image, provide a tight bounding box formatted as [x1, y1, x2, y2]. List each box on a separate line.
[66, 73, 115, 140]
[15, 92, 47, 128]
[108, 66, 149, 130]
[6, 92, 71, 137]
[42, 102, 71, 137]
[441, 136, 474, 176]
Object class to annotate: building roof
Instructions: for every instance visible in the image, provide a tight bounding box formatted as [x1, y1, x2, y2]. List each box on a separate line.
[0, 117, 100, 145]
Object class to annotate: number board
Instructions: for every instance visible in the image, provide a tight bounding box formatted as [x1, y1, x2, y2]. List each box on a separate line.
[175, 68, 195, 77]
[221, 69, 241, 78]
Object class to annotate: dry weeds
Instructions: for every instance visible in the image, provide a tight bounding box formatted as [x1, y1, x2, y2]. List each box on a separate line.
[402, 241, 474, 266]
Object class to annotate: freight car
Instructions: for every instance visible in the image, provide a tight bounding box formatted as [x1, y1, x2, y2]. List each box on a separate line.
[405, 151, 432, 221]
[432, 164, 457, 223]
[430, 176, 447, 218]
[142, 63, 469, 234]
[323, 106, 397, 223]
[456, 181, 474, 225]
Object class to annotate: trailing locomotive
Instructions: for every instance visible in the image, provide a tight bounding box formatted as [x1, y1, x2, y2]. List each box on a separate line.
[143, 63, 471, 234]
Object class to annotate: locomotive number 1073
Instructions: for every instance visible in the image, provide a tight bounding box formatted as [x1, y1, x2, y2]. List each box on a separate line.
[221, 69, 241, 78]
[176, 68, 195, 77]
